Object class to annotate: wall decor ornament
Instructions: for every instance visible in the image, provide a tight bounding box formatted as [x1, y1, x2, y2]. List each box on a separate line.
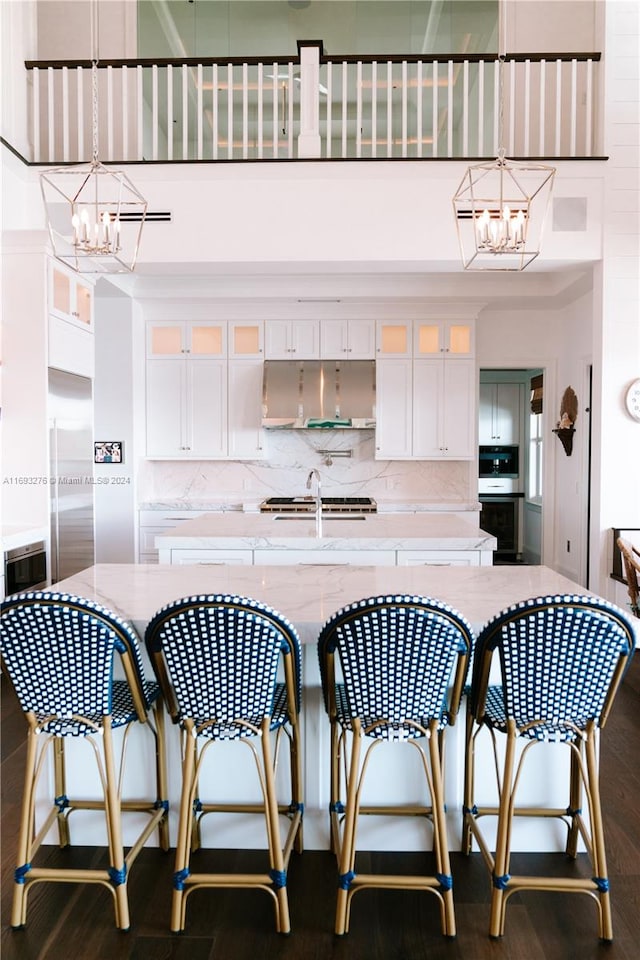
[553, 386, 577, 456]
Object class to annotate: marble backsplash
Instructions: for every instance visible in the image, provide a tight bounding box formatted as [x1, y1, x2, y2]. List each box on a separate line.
[138, 428, 476, 506]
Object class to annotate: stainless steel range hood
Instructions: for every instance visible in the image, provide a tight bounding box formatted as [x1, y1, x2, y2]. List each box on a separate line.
[261, 360, 376, 429]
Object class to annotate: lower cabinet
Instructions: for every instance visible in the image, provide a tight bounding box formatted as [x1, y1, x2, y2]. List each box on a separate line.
[162, 547, 487, 566]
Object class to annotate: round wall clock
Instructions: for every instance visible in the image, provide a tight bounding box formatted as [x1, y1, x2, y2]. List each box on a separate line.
[625, 379, 640, 422]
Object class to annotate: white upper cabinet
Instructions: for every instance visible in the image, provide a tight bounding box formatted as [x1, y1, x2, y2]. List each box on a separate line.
[228, 322, 264, 359]
[49, 262, 93, 329]
[145, 320, 263, 460]
[321, 319, 375, 358]
[376, 321, 412, 358]
[147, 321, 226, 359]
[264, 320, 320, 358]
[479, 382, 522, 444]
[414, 320, 475, 358]
[413, 359, 476, 458]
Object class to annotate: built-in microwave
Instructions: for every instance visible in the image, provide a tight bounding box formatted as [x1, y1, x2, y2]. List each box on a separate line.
[478, 445, 519, 479]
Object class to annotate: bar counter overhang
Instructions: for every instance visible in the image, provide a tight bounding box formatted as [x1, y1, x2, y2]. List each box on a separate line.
[29, 563, 639, 854]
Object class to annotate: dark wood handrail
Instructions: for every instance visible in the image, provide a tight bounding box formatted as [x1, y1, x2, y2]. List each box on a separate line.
[25, 51, 601, 71]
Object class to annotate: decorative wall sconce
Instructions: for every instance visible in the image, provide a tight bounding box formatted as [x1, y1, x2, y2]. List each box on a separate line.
[553, 386, 578, 456]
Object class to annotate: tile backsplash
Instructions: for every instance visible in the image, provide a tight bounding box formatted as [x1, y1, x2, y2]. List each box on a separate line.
[138, 429, 475, 506]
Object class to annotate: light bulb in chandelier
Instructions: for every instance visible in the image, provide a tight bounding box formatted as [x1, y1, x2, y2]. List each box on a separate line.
[475, 206, 527, 253]
[71, 206, 122, 255]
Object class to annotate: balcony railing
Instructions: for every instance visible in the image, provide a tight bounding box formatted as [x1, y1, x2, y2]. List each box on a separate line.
[25, 42, 602, 165]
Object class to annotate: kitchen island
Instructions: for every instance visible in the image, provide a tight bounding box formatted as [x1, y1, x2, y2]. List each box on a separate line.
[32, 561, 632, 856]
[155, 511, 497, 566]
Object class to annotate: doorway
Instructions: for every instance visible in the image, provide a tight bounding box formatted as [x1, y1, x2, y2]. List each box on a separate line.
[478, 368, 543, 565]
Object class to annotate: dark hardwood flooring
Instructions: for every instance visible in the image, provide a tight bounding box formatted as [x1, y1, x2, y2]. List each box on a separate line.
[2, 660, 639, 960]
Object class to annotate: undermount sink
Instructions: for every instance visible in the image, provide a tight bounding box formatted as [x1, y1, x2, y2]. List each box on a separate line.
[273, 514, 368, 521]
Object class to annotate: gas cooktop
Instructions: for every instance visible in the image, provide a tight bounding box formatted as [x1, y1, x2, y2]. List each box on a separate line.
[260, 496, 377, 514]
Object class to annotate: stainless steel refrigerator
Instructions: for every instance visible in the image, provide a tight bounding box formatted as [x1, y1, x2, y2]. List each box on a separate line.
[49, 368, 95, 583]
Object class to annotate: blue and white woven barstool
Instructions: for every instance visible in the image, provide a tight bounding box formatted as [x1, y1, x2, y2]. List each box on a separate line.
[317, 594, 473, 938]
[144, 594, 303, 934]
[0, 591, 169, 931]
[462, 594, 636, 942]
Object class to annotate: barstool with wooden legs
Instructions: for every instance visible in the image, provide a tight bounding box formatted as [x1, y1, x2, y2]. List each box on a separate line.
[317, 594, 473, 938]
[0, 591, 169, 931]
[462, 594, 636, 942]
[617, 536, 640, 618]
[144, 594, 303, 934]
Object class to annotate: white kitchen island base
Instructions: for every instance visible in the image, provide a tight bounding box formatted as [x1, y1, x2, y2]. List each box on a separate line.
[30, 563, 632, 854]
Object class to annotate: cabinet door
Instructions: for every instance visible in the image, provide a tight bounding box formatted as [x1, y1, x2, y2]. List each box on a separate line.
[265, 321, 292, 358]
[348, 319, 376, 358]
[442, 359, 475, 457]
[229, 322, 263, 358]
[146, 359, 185, 456]
[494, 382, 521, 443]
[375, 360, 413, 458]
[412, 359, 442, 457]
[293, 321, 320, 357]
[320, 320, 348, 357]
[147, 323, 186, 358]
[376, 321, 411, 358]
[189, 360, 227, 457]
[228, 361, 264, 459]
[50, 264, 93, 328]
[478, 383, 495, 444]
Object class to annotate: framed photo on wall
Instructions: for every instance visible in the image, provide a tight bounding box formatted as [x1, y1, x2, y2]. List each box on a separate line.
[94, 441, 123, 464]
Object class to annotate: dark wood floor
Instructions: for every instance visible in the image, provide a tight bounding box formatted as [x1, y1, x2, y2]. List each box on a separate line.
[2, 660, 639, 960]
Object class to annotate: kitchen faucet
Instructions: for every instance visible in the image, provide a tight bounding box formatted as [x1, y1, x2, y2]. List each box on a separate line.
[306, 469, 323, 538]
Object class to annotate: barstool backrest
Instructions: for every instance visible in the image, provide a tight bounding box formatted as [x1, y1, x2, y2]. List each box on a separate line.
[0, 591, 151, 735]
[318, 594, 473, 739]
[145, 594, 301, 738]
[470, 594, 636, 741]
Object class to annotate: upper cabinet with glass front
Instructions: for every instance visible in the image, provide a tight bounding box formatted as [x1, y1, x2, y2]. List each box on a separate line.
[414, 320, 475, 359]
[147, 321, 227, 359]
[49, 263, 93, 329]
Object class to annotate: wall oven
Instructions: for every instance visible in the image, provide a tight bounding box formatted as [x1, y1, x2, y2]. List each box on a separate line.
[4, 541, 48, 596]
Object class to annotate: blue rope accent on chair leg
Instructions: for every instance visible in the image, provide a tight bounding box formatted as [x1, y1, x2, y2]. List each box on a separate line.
[54, 794, 69, 811]
[14, 863, 32, 883]
[193, 798, 203, 813]
[462, 804, 479, 816]
[269, 869, 287, 889]
[565, 805, 582, 817]
[330, 800, 346, 814]
[436, 873, 453, 891]
[492, 873, 511, 889]
[173, 868, 190, 890]
[155, 798, 169, 814]
[593, 876, 610, 892]
[338, 870, 356, 890]
[288, 801, 304, 815]
[108, 865, 127, 886]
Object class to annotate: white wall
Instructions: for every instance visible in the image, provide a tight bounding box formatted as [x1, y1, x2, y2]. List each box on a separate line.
[1, 234, 49, 528]
[93, 288, 140, 561]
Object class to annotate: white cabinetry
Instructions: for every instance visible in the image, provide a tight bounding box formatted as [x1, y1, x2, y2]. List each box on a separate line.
[479, 382, 522, 444]
[145, 322, 263, 460]
[138, 510, 204, 563]
[253, 549, 396, 565]
[265, 320, 320, 358]
[48, 261, 94, 377]
[376, 318, 476, 460]
[321, 319, 375, 358]
[169, 549, 253, 565]
[49, 263, 93, 328]
[397, 550, 483, 567]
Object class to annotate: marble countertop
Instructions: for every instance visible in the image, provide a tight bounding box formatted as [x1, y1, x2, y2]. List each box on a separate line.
[154, 511, 496, 552]
[48, 562, 604, 643]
